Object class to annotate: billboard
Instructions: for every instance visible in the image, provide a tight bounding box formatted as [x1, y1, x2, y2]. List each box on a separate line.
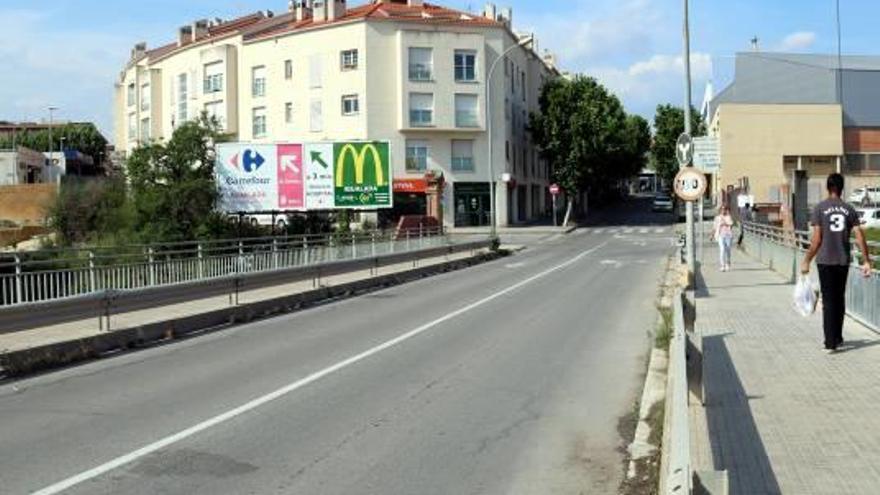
[216, 141, 392, 212]
[333, 142, 391, 208]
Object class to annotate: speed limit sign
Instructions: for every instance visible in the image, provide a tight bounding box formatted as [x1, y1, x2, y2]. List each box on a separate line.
[673, 168, 707, 202]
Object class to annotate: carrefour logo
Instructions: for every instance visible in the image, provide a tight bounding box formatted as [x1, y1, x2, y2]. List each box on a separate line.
[229, 149, 265, 173]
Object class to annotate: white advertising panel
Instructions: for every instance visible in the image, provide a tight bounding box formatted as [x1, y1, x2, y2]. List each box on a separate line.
[216, 143, 278, 213]
[304, 143, 335, 210]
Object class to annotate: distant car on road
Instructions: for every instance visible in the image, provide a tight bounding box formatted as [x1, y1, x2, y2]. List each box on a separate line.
[856, 207, 880, 229]
[652, 194, 674, 213]
[677, 198, 715, 221]
[849, 187, 880, 205]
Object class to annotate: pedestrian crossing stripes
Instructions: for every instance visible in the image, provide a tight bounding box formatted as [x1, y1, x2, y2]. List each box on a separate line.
[579, 227, 671, 236]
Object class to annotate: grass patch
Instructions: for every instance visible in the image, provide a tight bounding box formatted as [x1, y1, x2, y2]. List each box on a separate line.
[655, 306, 673, 350]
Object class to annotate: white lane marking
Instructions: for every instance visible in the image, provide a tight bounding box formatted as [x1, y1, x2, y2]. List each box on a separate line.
[655, 228, 665, 234]
[624, 228, 635, 234]
[594, 229, 605, 234]
[639, 228, 649, 234]
[32, 242, 609, 495]
[505, 262, 526, 269]
[600, 259, 623, 269]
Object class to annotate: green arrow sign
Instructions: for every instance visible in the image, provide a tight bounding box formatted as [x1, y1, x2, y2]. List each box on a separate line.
[310, 151, 329, 169]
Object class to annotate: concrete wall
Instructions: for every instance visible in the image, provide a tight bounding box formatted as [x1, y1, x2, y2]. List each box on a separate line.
[0, 184, 58, 225]
[713, 103, 843, 203]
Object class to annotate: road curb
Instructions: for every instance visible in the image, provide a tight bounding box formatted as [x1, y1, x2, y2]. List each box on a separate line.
[0, 251, 500, 379]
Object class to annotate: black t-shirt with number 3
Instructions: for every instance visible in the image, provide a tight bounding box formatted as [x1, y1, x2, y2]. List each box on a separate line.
[810, 198, 860, 266]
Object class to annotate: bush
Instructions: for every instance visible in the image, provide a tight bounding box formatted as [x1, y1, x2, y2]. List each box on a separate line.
[48, 177, 134, 246]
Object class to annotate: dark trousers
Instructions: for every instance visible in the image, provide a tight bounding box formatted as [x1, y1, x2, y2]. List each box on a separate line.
[817, 264, 850, 349]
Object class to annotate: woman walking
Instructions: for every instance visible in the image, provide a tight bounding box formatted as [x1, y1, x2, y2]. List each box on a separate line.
[713, 205, 735, 271]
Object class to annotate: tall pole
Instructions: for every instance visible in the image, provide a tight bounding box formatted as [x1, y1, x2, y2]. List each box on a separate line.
[683, 0, 696, 280]
[48, 106, 58, 182]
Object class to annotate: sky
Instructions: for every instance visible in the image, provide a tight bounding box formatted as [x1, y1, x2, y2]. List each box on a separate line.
[1, 0, 879, 144]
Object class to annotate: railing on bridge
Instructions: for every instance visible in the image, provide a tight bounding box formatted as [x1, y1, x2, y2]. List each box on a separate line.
[742, 222, 879, 331]
[0, 227, 450, 308]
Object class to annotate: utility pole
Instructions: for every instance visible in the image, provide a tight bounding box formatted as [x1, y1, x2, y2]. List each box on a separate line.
[683, 0, 696, 280]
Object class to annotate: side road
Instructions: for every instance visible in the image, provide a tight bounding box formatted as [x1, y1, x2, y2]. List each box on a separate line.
[0, 247, 499, 377]
[689, 247, 880, 494]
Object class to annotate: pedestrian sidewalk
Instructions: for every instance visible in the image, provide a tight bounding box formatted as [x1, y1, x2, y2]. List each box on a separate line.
[689, 246, 880, 494]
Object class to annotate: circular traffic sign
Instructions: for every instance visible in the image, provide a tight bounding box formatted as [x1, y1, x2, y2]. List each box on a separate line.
[673, 168, 707, 202]
[676, 133, 694, 167]
[549, 184, 561, 196]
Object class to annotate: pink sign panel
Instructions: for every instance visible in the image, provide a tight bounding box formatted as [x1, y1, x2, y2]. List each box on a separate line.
[277, 144, 305, 210]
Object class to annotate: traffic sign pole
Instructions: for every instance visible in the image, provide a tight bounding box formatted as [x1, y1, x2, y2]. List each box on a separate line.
[683, 0, 696, 286]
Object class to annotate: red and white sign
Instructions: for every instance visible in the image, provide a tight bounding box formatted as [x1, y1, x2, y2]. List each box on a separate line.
[549, 184, 561, 196]
[393, 178, 428, 194]
[277, 144, 304, 210]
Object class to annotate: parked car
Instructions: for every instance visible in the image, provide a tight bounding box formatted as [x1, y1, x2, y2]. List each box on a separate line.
[849, 187, 880, 205]
[652, 194, 674, 212]
[856, 208, 880, 229]
[677, 198, 715, 221]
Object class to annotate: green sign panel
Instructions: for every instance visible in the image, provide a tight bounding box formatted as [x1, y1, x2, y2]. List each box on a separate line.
[333, 142, 392, 208]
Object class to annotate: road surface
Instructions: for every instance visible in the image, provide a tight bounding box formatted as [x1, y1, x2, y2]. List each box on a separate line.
[0, 200, 674, 495]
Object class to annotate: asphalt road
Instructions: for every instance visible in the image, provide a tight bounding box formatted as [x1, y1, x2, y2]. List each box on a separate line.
[0, 199, 674, 495]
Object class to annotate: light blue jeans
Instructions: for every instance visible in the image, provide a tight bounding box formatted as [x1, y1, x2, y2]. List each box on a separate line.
[718, 235, 733, 267]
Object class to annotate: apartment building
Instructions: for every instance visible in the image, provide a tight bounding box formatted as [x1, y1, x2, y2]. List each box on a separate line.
[114, 0, 560, 228]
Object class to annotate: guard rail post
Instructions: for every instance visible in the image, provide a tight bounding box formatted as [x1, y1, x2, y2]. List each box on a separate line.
[272, 239, 279, 270]
[351, 232, 357, 259]
[197, 244, 205, 279]
[88, 251, 96, 292]
[148, 248, 156, 287]
[371, 232, 377, 257]
[14, 254, 22, 304]
[303, 235, 309, 265]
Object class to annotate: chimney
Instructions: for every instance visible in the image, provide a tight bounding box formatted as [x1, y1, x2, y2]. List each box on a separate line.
[295, 1, 313, 22]
[500, 7, 512, 26]
[484, 3, 497, 20]
[191, 19, 209, 42]
[328, 0, 346, 21]
[314, 0, 327, 22]
[177, 26, 193, 47]
[131, 42, 147, 61]
[408, 0, 424, 6]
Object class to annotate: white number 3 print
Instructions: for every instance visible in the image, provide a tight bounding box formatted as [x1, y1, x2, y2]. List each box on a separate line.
[830, 214, 846, 233]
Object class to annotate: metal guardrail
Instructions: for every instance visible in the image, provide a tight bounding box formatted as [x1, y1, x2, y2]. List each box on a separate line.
[742, 222, 879, 331]
[0, 228, 448, 308]
[665, 289, 692, 494]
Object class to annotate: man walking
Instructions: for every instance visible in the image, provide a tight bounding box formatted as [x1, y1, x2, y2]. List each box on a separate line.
[801, 174, 874, 353]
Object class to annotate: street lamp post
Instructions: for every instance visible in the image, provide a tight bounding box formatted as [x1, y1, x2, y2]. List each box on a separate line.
[486, 35, 534, 239]
[48, 106, 58, 182]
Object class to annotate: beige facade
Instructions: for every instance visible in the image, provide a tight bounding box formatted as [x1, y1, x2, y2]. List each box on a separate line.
[113, 1, 559, 228]
[710, 104, 844, 203]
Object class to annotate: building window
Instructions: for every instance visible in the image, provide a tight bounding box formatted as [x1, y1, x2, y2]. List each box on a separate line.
[204, 100, 226, 130]
[177, 73, 188, 123]
[309, 54, 322, 88]
[252, 107, 267, 138]
[252, 66, 267, 98]
[409, 47, 433, 81]
[340, 49, 359, 71]
[127, 113, 137, 139]
[452, 140, 475, 172]
[140, 117, 151, 141]
[284, 59, 293, 80]
[285, 102, 293, 124]
[341, 94, 359, 116]
[409, 93, 434, 127]
[126, 83, 135, 107]
[310, 98, 323, 132]
[521, 72, 527, 102]
[204, 62, 224, 94]
[455, 94, 479, 128]
[140, 82, 150, 111]
[406, 140, 429, 171]
[454, 50, 477, 82]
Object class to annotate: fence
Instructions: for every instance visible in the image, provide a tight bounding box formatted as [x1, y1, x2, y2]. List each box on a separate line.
[742, 222, 880, 331]
[0, 227, 451, 308]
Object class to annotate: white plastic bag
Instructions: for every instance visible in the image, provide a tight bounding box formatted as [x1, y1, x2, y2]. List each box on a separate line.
[793, 275, 818, 317]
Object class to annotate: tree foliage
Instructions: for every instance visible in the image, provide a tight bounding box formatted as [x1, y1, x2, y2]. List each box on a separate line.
[126, 116, 228, 243]
[47, 177, 134, 246]
[0, 123, 108, 165]
[650, 104, 706, 184]
[529, 76, 651, 203]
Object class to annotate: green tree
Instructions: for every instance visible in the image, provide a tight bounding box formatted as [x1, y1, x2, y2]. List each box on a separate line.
[530, 76, 633, 224]
[126, 116, 225, 243]
[47, 177, 134, 246]
[651, 104, 706, 184]
[623, 114, 652, 175]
